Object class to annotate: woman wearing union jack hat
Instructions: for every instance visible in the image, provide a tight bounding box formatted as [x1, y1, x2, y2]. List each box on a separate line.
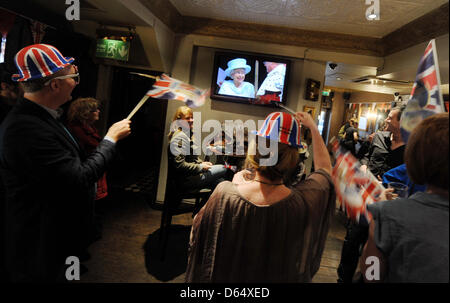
[186, 111, 335, 282]
[0, 44, 132, 282]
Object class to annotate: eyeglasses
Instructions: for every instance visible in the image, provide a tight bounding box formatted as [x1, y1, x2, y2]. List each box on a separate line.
[90, 108, 100, 113]
[44, 73, 80, 86]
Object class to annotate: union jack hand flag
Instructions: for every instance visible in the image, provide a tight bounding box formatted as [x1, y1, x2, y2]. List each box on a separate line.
[400, 39, 445, 143]
[146, 74, 209, 108]
[331, 140, 385, 223]
[224, 161, 237, 172]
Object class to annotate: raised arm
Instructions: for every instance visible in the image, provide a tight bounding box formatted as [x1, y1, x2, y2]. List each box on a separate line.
[295, 112, 332, 175]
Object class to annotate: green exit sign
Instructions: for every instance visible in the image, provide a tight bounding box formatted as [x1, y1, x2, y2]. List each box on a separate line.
[96, 39, 130, 61]
[322, 91, 330, 96]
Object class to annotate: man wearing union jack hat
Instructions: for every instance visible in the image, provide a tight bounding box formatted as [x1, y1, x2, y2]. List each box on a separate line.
[0, 44, 132, 282]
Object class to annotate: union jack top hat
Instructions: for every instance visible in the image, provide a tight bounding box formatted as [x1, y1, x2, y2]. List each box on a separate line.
[254, 112, 303, 148]
[12, 44, 74, 82]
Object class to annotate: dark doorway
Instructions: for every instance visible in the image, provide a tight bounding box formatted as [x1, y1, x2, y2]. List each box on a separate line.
[106, 67, 167, 205]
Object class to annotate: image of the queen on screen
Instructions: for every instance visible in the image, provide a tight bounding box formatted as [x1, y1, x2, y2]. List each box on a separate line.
[217, 58, 255, 98]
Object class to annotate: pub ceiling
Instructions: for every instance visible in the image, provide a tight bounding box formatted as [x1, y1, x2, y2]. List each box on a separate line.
[5, 0, 448, 93]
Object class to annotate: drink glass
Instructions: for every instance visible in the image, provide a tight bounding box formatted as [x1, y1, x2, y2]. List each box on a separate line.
[388, 182, 409, 199]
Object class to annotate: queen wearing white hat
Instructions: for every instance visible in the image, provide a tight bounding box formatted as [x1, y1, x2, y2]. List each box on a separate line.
[218, 58, 255, 98]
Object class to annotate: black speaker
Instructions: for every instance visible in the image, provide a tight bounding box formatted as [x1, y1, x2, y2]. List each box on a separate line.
[343, 92, 351, 100]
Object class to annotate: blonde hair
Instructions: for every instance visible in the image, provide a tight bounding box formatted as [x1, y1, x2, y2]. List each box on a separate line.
[245, 138, 299, 182]
[67, 97, 100, 124]
[168, 106, 193, 140]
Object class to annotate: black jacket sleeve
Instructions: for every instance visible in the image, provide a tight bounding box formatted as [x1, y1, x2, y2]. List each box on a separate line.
[2, 118, 116, 189]
[360, 132, 390, 177]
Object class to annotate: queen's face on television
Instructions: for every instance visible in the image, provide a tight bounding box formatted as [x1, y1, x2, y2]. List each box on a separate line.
[230, 68, 246, 88]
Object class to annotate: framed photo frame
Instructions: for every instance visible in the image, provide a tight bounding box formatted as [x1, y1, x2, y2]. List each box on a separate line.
[305, 78, 321, 101]
[303, 106, 316, 118]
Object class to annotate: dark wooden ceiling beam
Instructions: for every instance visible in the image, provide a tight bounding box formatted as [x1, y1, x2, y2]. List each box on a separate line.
[381, 2, 449, 56]
[180, 16, 383, 56]
[140, 0, 183, 31]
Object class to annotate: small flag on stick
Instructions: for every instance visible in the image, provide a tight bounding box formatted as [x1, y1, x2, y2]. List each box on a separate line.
[127, 73, 209, 119]
[146, 74, 209, 108]
[331, 139, 385, 223]
[400, 39, 444, 143]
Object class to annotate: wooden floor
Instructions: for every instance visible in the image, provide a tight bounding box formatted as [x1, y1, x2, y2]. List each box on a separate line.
[79, 188, 347, 283]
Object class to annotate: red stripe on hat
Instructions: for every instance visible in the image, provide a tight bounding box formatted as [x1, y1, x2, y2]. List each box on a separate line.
[279, 113, 292, 144]
[31, 48, 52, 77]
[295, 116, 301, 146]
[15, 46, 32, 81]
[34, 44, 66, 68]
[265, 112, 281, 137]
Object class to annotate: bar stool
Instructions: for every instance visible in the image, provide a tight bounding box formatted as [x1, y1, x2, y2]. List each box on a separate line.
[158, 165, 211, 261]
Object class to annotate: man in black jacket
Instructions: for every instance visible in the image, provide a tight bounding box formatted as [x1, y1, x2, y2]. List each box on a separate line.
[0, 44, 131, 282]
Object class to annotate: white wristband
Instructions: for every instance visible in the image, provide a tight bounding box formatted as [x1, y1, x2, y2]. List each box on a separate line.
[104, 136, 116, 143]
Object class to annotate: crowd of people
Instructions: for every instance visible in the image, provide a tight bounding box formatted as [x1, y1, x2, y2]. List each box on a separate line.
[336, 106, 448, 283]
[0, 43, 448, 283]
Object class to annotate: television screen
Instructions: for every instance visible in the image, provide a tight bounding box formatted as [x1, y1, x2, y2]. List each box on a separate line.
[210, 51, 290, 107]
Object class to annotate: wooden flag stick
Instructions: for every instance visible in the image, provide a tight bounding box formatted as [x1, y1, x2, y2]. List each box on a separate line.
[270, 101, 296, 115]
[126, 95, 150, 119]
[129, 72, 159, 80]
[126, 73, 161, 119]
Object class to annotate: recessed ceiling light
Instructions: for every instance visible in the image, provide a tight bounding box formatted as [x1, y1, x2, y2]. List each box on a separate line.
[368, 14, 377, 19]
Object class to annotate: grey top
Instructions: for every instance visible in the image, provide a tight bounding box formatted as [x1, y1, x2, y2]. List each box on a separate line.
[367, 192, 449, 283]
[186, 169, 336, 283]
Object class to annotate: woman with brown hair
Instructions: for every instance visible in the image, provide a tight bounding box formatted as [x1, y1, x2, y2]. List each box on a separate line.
[186, 111, 335, 282]
[361, 113, 449, 282]
[67, 97, 108, 248]
[67, 97, 108, 201]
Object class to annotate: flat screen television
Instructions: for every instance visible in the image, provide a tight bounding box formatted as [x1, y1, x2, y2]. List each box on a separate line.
[210, 51, 291, 107]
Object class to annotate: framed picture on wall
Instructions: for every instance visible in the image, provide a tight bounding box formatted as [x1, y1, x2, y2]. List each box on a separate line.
[304, 78, 321, 101]
[303, 106, 316, 118]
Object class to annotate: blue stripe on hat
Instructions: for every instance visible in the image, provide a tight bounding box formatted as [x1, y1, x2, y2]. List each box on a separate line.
[26, 55, 41, 81]
[289, 117, 298, 146]
[43, 54, 60, 76]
